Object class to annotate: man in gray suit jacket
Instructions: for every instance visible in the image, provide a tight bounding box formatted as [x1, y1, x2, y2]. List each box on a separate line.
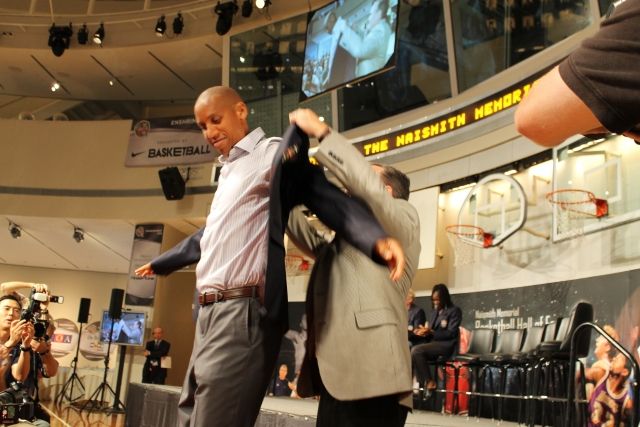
[288, 109, 421, 426]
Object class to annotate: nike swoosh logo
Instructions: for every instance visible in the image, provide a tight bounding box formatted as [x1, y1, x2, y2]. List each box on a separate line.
[131, 151, 146, 157]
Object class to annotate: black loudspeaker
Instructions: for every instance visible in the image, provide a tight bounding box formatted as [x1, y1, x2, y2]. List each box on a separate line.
[109, 289, 124, 319]
[78, 298, 91, 323]
[158, 167, 186, 200]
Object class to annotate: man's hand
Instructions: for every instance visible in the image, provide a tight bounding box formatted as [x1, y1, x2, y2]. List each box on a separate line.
[144, 350, 150, 357]
[21, 322, 35, 347]
[374, 237, 405, 282]
[414, 325, 432, 337]
[8, 320, 26, 348]
[135, 263, 155, 277]
[289, 108, 330, 140]
[31, 339, 51, 354]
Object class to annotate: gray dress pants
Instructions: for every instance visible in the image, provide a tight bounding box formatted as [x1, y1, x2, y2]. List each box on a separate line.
[177, 297, 282, 427]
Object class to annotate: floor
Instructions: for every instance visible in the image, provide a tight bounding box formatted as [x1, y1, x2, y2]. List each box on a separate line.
[42, 396, 522, 427]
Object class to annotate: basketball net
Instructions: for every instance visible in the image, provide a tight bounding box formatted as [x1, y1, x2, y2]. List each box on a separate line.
[284, 255, 311, 276]
[546, 189, 608, 238]
[446, 225, 493, 267]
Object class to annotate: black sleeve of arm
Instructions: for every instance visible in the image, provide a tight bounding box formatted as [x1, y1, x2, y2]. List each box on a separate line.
[433, 307, 462, 341]
[150, 228, 204, 275]
[299, 166, 387, 264]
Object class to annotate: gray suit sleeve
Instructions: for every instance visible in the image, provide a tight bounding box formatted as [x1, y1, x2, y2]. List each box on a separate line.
[315, 132, 419, 248]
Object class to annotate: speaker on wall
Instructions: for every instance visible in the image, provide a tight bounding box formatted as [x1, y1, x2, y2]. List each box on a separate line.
[158, 167, 186, 200]
[78, 298, 91, 323]
[109, 289, 124, 319]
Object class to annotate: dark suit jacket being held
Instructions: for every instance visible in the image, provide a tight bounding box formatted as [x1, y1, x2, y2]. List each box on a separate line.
[150, 125, 388, 333]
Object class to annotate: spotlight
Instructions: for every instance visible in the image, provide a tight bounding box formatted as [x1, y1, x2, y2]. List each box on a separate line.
[255, 0, 271, 9]
[48, 23, 73, 57]
[77, 24, 88, 45]
[73, 227, 85, 243]
[93, 23, 105, 45]
[8, 222, 21, 239]
[242, 0, 252, 17]
[173, 13, 184, 34]
[155, 15, 166, 37]
[214, 1, 239, 36]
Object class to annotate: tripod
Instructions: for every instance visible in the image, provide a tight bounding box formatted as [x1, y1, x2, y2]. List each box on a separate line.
[55, 322, 86, 404]
[81, 316, 125, 412]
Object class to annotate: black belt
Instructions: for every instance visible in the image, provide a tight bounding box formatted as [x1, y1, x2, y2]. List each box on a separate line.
[198, 286, 259, 306]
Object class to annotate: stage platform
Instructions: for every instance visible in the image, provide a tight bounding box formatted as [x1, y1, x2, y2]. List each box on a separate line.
[121, 383, 521, 427]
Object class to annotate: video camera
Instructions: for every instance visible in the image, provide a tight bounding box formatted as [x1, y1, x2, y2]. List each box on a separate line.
[20, 289, 64, 339]
[0, 382, 34, 424]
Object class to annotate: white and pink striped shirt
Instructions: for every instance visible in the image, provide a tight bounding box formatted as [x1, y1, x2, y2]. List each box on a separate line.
[195, 127, 281, 293]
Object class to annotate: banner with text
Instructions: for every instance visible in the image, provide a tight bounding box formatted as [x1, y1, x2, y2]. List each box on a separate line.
[125, 224, 164, 306]
[125, 116, 216, 167]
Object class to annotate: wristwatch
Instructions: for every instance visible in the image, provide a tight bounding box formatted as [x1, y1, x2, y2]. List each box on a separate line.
[19, 345, 32, 352]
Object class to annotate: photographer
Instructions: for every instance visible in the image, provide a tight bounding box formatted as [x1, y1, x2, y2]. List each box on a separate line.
[3, 290, 58, 426]
[0, 295, 32, 390]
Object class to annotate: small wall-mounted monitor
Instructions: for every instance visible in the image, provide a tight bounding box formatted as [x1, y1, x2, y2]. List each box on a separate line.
[300, 0, 398, 101]
[99, 310, 146, 346]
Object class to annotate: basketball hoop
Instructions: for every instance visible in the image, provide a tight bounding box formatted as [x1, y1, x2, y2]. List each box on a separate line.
[284, 255, 311, 276]
[446, 225, 494, 266]
[547, 189, 608, 237]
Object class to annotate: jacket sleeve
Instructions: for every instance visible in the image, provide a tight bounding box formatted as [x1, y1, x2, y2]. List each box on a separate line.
[315, 131, 419, 252]
[433, 306, 462, 342]
[150, 228, 204, 275]
[298, 165, 387, 264]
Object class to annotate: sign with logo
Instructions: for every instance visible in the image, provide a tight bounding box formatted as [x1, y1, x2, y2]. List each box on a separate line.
[125, 116, 216, 167]
[125, 224, 164, 306]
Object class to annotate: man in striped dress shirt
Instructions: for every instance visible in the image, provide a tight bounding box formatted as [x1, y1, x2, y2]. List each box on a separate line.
[136, 86, 404, 427]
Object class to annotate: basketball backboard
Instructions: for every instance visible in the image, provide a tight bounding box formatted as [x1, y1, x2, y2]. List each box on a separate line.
[454, 173, 528, 248]
[551, 134, 640, 241]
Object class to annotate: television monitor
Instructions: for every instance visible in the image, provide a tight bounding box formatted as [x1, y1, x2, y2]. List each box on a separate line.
[300, 0, 399, 101]
[99, 310, 146, 346]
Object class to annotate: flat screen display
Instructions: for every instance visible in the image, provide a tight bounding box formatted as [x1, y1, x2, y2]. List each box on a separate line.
[300, 0, 399, 101]
[99, 310, 146, 346]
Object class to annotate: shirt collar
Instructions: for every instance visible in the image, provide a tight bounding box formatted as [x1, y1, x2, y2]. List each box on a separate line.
[218, 127, 266, 163]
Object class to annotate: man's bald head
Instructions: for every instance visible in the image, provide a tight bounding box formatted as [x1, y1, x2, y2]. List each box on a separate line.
[194, 86, 250, 157]
[195, 86, 243, 111]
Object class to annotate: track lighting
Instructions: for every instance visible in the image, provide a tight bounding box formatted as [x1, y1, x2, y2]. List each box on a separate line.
[73, 227, 85, 243]
[48, 23, 73, 57]
[242, 0, 253, 17]
[77, 24, 88, 45]
[8, 222, 21, 239]
[255, 0, 271, 9]
[214, 1, 239, 36]
[93, 23, 105, 45]
[155, 15, 166, 36]
[173, 13, 184, 34]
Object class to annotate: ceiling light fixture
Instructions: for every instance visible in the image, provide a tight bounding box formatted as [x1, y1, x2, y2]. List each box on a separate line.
[48, 23, 73, 57]
[155, 15, 166, 37]
[77, 24, 88, 45]
[173, 13, 184, 34]
[73, 227, 85, 243]
[214, 1, 239, 36]
[93, 23, 105, 45]
[8, 222, 21, 239]
[50, 81, 60, 92]
[242, 0, 253, 17]
[255, 0, 271, 9]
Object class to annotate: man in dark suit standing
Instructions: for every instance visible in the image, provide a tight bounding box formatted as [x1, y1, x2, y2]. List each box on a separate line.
[135, 86, 405, 427]
[142, 327, 170, 385]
